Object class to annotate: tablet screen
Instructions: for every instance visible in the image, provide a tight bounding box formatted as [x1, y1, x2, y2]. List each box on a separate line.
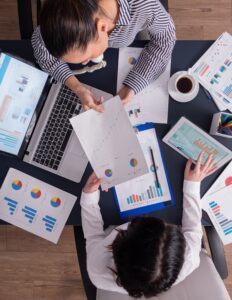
[163, 117, 232, 168]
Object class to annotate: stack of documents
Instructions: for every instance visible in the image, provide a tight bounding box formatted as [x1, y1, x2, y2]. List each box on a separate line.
[202, 161, 232, 245]
[114, 124, 174, 219]
[191, 32, 232, 112]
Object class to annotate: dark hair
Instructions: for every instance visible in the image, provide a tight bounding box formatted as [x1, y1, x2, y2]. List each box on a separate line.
[111, 217, 186, 298]
[40, 0, 99, 57]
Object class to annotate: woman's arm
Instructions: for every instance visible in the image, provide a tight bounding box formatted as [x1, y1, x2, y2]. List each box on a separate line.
[31, 27, 73, 83]
[80, 190, 105, 255]
[80, 173, 105, 255]
[123, 0, 176, 95]
[175, 153, 217, 284]
[176, 179, 202, 284]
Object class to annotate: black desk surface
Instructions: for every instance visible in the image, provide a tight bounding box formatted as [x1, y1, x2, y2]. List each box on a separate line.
[0, 40, 230, 226]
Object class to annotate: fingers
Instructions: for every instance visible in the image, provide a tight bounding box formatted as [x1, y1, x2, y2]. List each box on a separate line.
[121, 97, 130, 106]
[184, 158, 192, 176]
[93, 177, 101, 185]
[88, 172, 98, 181]
[83, 104, 90, 111]
[93, 104, 104, 112]
[206, 166, 218, 176]
[96, 96, 104, 104]
[83, 102, 104, 112]
[195, 151, 204, 172]
[201, 153, 214, 173]
[89, 101, 104, 112]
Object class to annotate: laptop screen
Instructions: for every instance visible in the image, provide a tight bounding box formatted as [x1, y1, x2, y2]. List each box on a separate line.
[0, 53, 49, 156]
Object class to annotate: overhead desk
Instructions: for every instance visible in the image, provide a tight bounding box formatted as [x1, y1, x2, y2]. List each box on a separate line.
[0, 40, 231, 226]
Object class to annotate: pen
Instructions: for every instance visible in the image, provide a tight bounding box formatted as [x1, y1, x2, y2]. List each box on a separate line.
[149, 147, 160, 188]
[202, 87, 214, 102]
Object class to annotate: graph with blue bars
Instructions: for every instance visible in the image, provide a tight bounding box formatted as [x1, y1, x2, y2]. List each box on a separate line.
[4, 197, 18, 215]
[223, 84, 232, 99]
[22, 206, 37, 223]
[126, 181, 163, 205]
[42, 215, 56, 232]
[209, 201, 232, 236]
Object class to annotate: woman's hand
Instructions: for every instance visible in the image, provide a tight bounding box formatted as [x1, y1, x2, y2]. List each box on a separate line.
[83, 172, 101, 193]
[118, 86, 135, 105]
[184, 152, 218, 182]
[65, 76, 104, 112]
[75, 84, 104, 112]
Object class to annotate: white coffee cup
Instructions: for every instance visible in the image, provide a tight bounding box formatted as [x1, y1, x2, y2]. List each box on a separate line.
[168, 70, 199, 102]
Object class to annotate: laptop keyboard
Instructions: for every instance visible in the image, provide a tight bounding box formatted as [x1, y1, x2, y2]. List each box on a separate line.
[32, 85, 82, 170]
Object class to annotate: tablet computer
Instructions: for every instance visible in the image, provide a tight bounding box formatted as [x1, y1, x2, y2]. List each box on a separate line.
[163, 117, 232, 168]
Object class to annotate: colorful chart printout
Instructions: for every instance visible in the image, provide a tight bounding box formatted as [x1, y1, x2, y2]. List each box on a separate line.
[0, 168, 77, 243]
[115, 127, 172, 214]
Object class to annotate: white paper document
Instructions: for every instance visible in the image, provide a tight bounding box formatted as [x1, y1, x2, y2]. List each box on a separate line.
[192, 32, 232, 110]
[0, 168, 77, 243]
[202, 185, 232, 245]
[203, 160, 232, 197]
[115, 127, 171, 213]
[70, 96, 149, 190]
[117, 47, 170, 126]
[201, 161, 232, 244]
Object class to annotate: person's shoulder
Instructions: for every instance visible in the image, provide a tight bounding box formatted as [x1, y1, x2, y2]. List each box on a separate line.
[128, 0, 161, 7]
[127, 0, 165, 18]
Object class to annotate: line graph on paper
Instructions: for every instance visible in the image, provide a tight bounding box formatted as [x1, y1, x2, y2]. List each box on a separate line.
[70, 97, 148, 190]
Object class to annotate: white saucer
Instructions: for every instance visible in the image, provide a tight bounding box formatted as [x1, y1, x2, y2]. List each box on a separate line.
[168, 71, 199, 102]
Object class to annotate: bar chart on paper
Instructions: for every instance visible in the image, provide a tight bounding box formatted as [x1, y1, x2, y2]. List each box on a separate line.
[192, 32, 232, 105]
[208, 201, 232, 236]
[3, 196, 18, 215]
[126, 103, 144, 126]
[203, 184, 232, 244]
[126, 182, 163, 205]
[223, 84, 232, 99]
[115, 127, 172, 214]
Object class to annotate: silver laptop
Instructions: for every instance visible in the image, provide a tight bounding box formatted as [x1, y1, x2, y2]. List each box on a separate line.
[0, 52, 112, 182]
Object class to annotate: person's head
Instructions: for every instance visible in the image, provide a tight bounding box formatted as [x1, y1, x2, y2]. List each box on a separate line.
[40, 0, 115, 64]
[111, 217, 186, 298]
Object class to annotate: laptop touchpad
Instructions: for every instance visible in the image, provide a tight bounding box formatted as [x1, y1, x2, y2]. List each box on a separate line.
[59, 133, 88, 182]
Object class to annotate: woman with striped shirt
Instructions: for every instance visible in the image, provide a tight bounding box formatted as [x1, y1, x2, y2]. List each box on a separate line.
[32, 0, 176, 111]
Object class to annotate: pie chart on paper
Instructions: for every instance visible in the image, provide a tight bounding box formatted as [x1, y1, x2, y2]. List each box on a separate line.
[225, 176, 232, 186]
[128, 56, 137, 65]
[50, 196, 61, 208]
[12, 179, 22, 190]
[31, 188, 41, 199]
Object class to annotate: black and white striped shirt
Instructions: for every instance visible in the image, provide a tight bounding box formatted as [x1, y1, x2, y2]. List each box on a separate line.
[32, 0, 176, 94]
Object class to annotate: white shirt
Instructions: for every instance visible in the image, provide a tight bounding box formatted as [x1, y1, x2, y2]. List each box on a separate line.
[80, 180, 202, 294]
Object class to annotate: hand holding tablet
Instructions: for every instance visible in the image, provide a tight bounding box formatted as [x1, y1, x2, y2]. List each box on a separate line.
[163, 117, 232, 169]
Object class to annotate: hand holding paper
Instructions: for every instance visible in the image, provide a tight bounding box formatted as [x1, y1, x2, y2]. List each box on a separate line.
[70, 96, 148, 190]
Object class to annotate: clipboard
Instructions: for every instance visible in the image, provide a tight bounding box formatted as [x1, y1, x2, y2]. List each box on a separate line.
[112, 123, 175, 219]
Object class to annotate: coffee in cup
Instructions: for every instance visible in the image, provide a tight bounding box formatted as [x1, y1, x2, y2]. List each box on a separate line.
[168, 71, 199, 102]
[176, 76, 193, 93]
